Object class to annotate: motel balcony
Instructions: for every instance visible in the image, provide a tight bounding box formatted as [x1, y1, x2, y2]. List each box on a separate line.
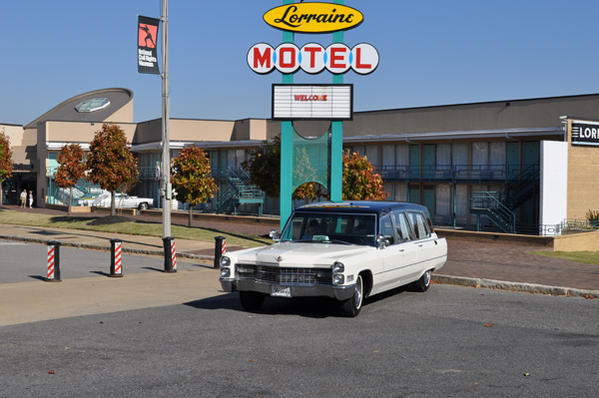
[375, 164, 540, 183]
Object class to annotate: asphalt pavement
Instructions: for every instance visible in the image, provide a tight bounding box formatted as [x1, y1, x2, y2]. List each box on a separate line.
[1, 284, 597, 397]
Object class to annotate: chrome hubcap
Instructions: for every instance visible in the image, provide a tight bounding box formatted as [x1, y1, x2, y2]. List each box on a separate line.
[423, 270, 431, 286]
[354, 276, 363, 309]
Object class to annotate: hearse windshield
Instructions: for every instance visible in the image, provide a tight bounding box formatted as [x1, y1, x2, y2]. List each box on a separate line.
[281, 212, 377, 246]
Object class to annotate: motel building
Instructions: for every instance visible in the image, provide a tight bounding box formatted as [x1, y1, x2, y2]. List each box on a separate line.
[2, 88, 599, 236]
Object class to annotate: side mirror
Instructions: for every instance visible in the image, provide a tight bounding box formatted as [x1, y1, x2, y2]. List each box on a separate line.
[269, 229, 280, 241]
[376, 235, 388, 249]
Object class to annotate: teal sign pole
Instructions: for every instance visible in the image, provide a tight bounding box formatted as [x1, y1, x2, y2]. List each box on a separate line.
[330, 0, 345, 203]
[280, 0, 294, 231]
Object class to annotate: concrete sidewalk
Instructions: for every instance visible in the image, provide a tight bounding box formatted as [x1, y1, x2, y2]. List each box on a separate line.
[0, 223, 215, 259]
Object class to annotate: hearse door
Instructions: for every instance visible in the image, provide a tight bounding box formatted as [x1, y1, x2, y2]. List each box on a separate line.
[377, 214, 412, 290]
[386, 211, 420, 286]
[407, 212, 438, 277]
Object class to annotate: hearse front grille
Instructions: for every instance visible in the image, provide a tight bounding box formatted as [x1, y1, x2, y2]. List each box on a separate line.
[236, 264, 332, 286]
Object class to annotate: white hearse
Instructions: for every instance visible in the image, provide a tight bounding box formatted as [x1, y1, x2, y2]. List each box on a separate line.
[219, 201, 447, 317]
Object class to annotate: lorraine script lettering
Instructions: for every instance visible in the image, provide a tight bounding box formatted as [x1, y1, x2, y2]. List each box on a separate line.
[274, 5, 354, 28]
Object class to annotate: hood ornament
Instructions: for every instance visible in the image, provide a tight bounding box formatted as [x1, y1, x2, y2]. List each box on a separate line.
[275, 256, 283, 262]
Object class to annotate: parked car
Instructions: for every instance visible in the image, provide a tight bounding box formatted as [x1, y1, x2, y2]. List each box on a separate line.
[83, 191, 154, 210]
[219, 201, 447, 317]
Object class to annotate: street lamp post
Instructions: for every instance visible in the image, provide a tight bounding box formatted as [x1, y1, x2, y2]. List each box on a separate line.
[161, 0, 171, 238]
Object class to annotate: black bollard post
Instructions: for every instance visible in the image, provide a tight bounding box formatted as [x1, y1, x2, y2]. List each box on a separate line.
[109, 239, 123, 277]
[214, 236, 226, 268]
[46, 240, 61, 282]
[163, 237, 177, 273]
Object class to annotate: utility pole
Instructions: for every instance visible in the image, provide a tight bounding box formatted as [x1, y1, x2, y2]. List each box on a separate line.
[161, 0, 171, 238]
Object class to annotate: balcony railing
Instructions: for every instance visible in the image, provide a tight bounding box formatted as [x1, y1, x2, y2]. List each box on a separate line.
[376, 164, 539, 182]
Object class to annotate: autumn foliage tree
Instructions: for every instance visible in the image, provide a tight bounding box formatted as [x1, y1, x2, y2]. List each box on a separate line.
[0, 131, 13, 207]
[54, 144, 86, 214]
[86, 124, 139, 216]
[342, 151, 388, 200]
[171, 145, 218, 226]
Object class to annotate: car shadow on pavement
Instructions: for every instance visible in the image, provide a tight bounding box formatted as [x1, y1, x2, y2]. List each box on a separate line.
[184, 293, 361, 319]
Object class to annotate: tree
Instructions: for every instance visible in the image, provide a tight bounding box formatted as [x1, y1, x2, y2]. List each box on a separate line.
[243, 136, 281, 198]
[0, 130, 13, 207]
[86, 123, 139, 216]
[54, 144, 85, 214]
[342, 151, 388, 201]
[244, 138, 388, 201]
[171, 145, 218, 226]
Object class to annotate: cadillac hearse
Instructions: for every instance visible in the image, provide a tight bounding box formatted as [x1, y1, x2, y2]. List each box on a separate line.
[219, 201, 447, 317]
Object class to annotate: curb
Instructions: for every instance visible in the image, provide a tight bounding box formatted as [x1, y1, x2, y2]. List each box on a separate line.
[433, 274, 599, 299]
[0, 234, 213, 261]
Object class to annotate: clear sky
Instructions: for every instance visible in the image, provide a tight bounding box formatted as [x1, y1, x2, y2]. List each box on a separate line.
[1, 0, 598, 125]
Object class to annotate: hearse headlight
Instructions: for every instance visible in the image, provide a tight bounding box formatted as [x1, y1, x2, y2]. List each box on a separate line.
[333, 274, 345, 285]
[332, 262, 345, 273]
[220, 256, 231, 267]
[220, 267, 231, 278]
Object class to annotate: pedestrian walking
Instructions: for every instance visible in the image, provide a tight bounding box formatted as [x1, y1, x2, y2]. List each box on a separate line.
[20, 189, 27, 208]
[28, 190, 33, 208]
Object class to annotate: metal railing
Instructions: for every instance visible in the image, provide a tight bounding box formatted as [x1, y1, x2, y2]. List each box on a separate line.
[376, 164, 539, 182]
[471, 191, 517, 233]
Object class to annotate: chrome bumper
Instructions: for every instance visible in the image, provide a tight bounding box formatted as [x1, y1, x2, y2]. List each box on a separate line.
[220, 277, 355, 301]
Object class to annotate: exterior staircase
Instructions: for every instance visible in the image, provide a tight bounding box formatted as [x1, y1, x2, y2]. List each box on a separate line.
[215, 168, 264, 215]
[470, 191, 517, 233]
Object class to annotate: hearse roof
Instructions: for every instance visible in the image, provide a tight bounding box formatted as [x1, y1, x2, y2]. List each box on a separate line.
[295, 201, 429, 215]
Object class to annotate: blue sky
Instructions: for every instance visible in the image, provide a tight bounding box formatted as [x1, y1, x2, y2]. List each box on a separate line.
[1, 0, 598, 125]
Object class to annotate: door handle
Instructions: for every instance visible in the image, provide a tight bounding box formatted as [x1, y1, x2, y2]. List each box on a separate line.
[399, 249, 405, 253]
[418, 244, 423, 247]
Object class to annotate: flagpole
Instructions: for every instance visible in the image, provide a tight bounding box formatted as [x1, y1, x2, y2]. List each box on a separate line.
[161, 0, 171, 238]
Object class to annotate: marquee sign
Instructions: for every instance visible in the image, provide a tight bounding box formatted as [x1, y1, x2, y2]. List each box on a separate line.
[272, 84, 353, 120]
[572, 121, 599, 147]
[247, 42, 378, 75]
[263, 2, 363, 33]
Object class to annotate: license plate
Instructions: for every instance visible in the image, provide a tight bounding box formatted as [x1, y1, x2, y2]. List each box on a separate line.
[271, 286, 292, 297]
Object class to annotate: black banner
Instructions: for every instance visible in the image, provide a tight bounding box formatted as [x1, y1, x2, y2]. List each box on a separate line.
[137, 16, 160, 74]
[572, 122, 599, 147]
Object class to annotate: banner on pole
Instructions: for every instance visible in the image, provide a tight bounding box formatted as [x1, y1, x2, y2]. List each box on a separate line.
[137, 15, 160, 74]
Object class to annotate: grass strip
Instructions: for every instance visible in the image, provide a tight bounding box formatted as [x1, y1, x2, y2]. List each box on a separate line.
[0, 209, 270, 248]
[531, 250, 599, 266]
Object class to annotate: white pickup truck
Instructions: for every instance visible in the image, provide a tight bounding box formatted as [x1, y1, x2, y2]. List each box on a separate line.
[219, 201, 447, 317]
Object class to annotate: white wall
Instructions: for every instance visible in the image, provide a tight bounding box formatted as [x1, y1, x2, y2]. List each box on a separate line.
[540, 141, 568, 236]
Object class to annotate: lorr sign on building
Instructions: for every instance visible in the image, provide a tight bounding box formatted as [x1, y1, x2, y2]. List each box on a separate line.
[572, 121, 599, 147]
[272, 84, 353, 120]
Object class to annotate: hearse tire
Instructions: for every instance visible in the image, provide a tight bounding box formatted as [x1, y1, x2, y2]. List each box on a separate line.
[339, 274, 364, 317]
[411, 269, 432, 292]
[239, 291, 265, 312]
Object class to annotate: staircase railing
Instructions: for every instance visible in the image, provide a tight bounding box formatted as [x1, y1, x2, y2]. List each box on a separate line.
[471, 191, 517, 233]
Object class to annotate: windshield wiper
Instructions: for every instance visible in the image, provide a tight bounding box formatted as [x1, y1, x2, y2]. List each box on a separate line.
[328, 239, 353, 245]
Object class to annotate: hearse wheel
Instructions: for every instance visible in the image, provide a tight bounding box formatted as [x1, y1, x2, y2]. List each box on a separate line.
[239, 291, 265, 312]
[339, 274, 364, 317]
[412, 269, 432, 292]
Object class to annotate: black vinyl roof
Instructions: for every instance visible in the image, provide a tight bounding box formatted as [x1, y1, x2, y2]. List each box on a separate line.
[295, 201, 429, 215]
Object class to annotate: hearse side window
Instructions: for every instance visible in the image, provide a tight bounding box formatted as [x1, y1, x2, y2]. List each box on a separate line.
[407, 212, 431, 240]
[391, 211, 412, 241]
[379, 214, 396, 245]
